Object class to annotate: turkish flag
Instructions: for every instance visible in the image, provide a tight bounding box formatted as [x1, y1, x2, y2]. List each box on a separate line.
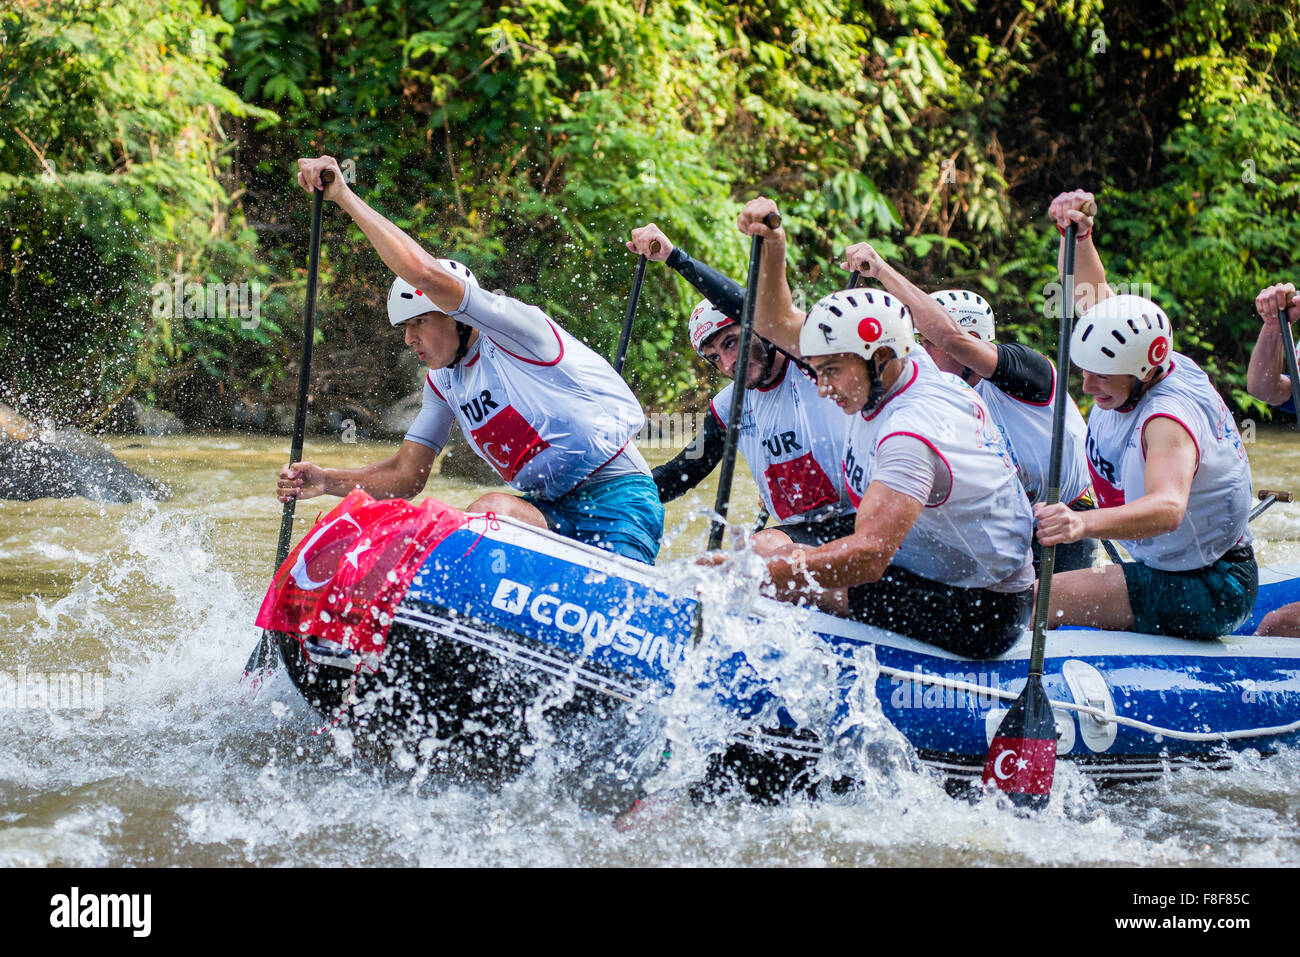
[255, 489, 371, 635]
[255, 490, 466, 658]
[469, 405, 549, 482]
[981, 674, 1057, 808]
[763, 452, 840, 520]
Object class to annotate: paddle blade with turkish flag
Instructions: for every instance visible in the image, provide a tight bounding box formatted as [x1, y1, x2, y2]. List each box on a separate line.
[981, 673, 1057, 809]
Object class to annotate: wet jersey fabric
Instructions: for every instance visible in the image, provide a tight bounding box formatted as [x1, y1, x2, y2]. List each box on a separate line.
[841, 357, 1035, 593]
[710, 361, 853, 524]
[404, 285, 647, 499]
[1084, 353, 1252, 571]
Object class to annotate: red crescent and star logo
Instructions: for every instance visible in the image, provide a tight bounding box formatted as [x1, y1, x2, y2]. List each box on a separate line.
[858, 317, 883, 343]
[1148, 336, 1169, 365]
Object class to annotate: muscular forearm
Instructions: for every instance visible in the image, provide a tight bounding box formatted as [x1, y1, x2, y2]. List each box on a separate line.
[1057, 234, 1111, 311]
[334, 189, 462, 312]
[323, 457, 431, 500]
[876, 262, 998, 377]
[1246, 323, 1292, 405]
[765, 532, 895, 599]
[751, 239, 805, 357]
[1078, 493, 1186, 542]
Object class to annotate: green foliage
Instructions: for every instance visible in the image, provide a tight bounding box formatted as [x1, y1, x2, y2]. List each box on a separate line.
[4, 0, 1300, 421]
[0, 0, 277, 423]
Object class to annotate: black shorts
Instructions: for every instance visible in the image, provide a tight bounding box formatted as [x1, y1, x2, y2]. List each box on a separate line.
[846, 564, 1032, 659]
[772, 514, 858, 547]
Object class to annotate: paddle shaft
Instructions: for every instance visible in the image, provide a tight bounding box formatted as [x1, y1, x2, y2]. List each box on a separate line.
[614, 240, 660, 375]
[274, 170, 332, 566]
[1027, 213, 1087, 677]
[1277, 303, 1300, 429]
[708, 212, 780, 550]
[243, 169, 332, 679]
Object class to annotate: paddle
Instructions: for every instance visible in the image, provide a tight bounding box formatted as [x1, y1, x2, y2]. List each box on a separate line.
[707, 212, 780, 551]
[241, 168, 333, 689]
[1277, 301, 1300, 431]
[1251, 488, 1292, 522]
[613, 240, 660, 375]
[981, 198, 1096, 808]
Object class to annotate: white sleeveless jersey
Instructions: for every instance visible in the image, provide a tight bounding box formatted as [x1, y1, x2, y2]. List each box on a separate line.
[427, 321, 645, 499]
[711, 361, 854, 524]
[841, 359, 1034, 591]
[1084, 353, 1252, 571]
[975, 367, 1091, 506]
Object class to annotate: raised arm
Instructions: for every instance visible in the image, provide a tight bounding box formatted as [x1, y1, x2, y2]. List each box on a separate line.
[628, 223, 746, 317]
[736, 197, 805, 357]
[843, 241, 999, 380]
[297, 156, 466, 313]
[1246, 282, 1300, 407]
[1047, 189, 1110, 312]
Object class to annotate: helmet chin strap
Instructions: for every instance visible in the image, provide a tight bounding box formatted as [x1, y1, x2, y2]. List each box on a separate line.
[755, 339, 780, 387]
[1116, 366, 1162, 412]
[445, 321, 475, 368]
[860, 354, 887, 413]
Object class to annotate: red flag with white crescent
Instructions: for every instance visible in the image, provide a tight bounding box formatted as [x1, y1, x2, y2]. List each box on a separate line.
[255, 489, 372, 635]
[981, 674, 1057, 808]
[255, 490, 467, 657]
[469, 405, 550, 482]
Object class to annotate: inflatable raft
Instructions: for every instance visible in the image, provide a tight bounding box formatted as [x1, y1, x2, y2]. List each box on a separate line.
[258, 491, 1300, 805]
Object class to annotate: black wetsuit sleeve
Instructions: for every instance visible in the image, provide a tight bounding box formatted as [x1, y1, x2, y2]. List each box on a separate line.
[987, 342, 1055, 404]
[651, 410, 727, 502]
[665, 247, 745, 318]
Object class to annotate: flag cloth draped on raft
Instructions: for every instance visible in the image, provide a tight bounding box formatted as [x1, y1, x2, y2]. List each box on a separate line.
[256, 489, 467, 660]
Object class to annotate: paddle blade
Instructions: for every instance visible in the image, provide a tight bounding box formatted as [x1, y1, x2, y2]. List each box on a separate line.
[982, 674, 1056, 808]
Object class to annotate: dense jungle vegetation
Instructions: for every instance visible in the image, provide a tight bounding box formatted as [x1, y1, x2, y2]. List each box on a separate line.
[1, 0, 1298, 427]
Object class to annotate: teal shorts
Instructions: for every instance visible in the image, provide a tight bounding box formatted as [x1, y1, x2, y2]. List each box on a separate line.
[526, 473, 665, 565]
[1120, 547, 1258, 639]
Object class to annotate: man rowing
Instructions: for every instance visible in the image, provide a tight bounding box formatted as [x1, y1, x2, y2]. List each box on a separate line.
[840, 241, 1097, 572]
[1245, 280, 1300, 636]
[727, 198, 1035, 658]
[625, 224, 855, 552]
[1032, 190, 1256, 637]
[276, 156, 664, 564]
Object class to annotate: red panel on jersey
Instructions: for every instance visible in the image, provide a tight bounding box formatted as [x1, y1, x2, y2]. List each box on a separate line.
[469, 405, 550, 482]
[763, 452, 840, 521]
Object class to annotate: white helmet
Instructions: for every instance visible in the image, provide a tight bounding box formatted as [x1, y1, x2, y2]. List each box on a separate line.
[386, 260, 479, 326]
[930, 289, 995, 341]
[799, 289, 914, 362]
[688, 299, 736, 355]
[1071, 294, 1172, 379]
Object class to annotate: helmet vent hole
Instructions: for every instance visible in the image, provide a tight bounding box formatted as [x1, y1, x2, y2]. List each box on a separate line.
[829, 306, 843, 317]
[1080, 324, 1094, 342]
[1110, 329, 1127, 344]
[1127, 319, 1140, 334]
[1101, 346, 1117, 359]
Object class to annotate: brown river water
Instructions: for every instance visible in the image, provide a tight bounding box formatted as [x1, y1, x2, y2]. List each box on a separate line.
[2, 428, 1299, 867]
